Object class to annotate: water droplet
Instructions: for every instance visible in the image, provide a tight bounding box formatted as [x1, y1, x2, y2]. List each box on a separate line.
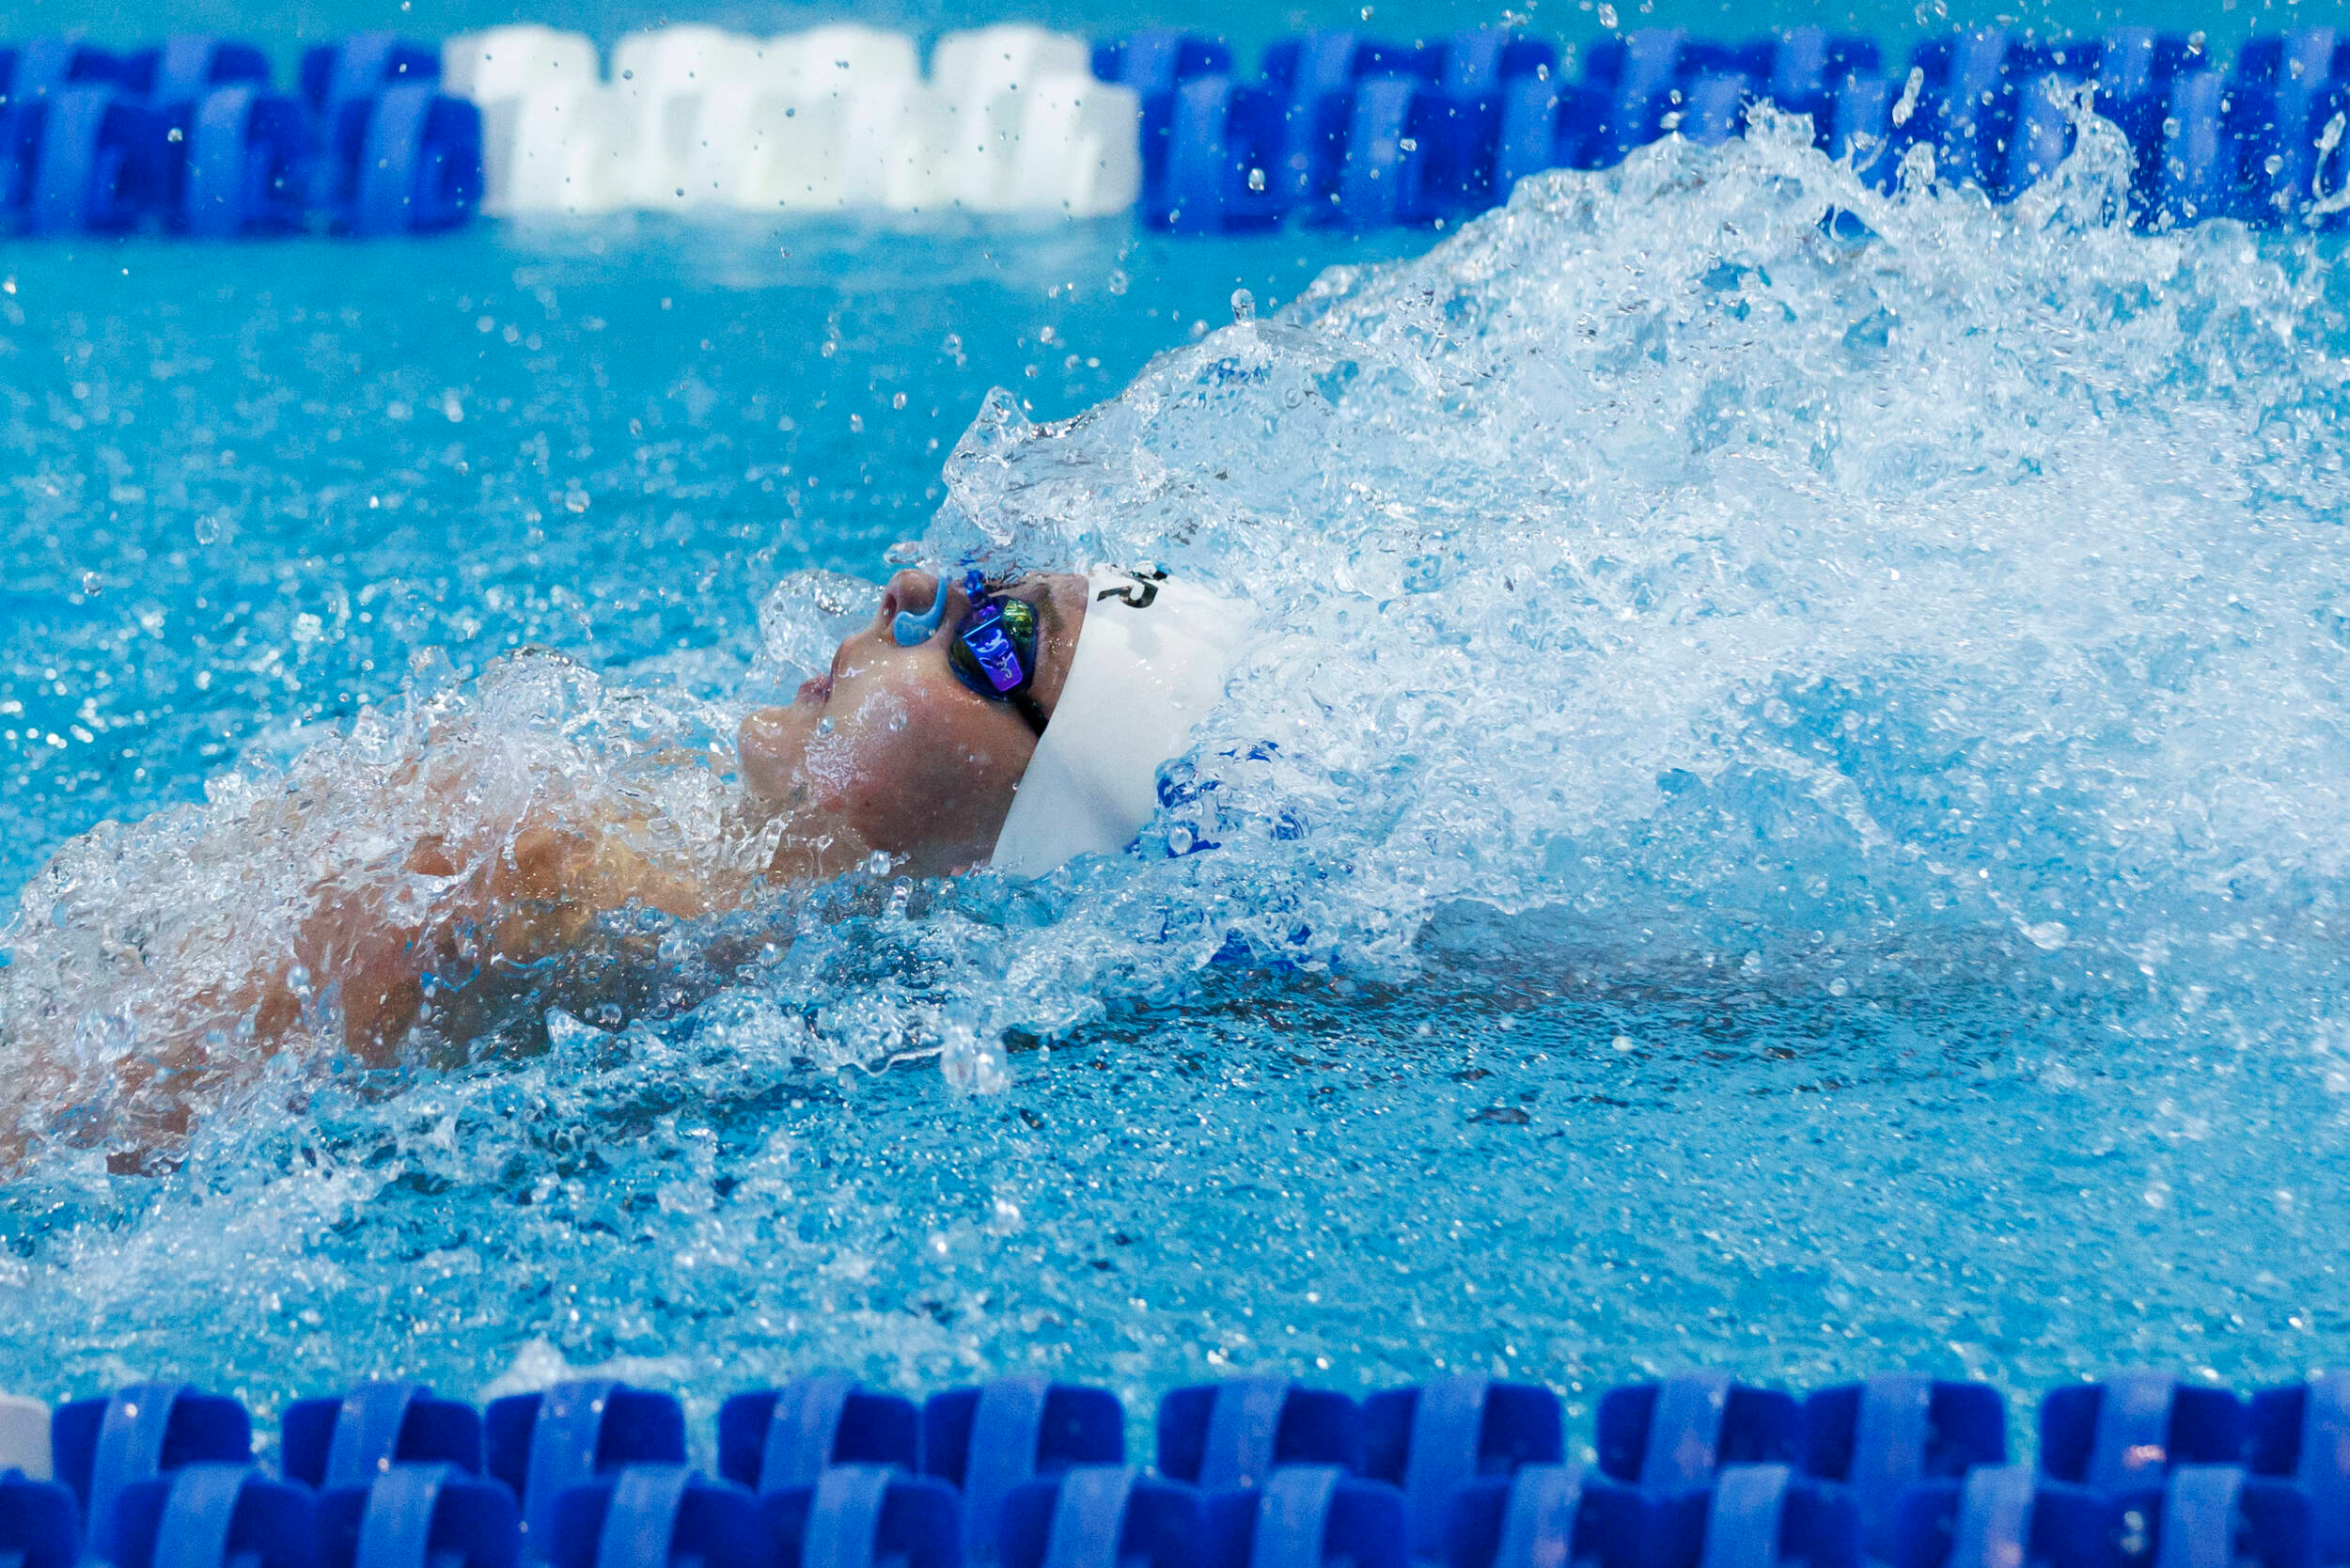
[887, 711, 908, 731]
[1230, 289, 1256, 324]
[1247, 166, 1266, 193]
[565, 491, 590, 514]
[1106, 268, 1129, 296]
[884, 541, 922, 566]
[193, 515, 221, 545]
[816, 717, 835, 736]
[1596, 2, 1618, 26]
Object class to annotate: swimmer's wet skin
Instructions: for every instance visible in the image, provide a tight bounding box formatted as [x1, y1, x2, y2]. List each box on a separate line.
[0, 566, 1248, 1171]
[735, 568, 1092, 882]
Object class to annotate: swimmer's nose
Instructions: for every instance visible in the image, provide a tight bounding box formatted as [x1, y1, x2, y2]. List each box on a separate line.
[882, 570, 949, 646]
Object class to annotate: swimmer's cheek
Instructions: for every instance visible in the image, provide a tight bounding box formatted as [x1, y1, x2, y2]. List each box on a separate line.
[738, 708, 807, 803]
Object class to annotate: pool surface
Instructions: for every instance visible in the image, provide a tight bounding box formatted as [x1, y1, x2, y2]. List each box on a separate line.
[3, 83, 2349, 1458]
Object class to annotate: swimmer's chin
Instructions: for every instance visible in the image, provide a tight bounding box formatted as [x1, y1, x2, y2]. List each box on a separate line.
[736, 706, 810, 804]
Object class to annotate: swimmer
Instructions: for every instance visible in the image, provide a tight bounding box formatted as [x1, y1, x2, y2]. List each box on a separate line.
[0, 563, 1250, 1168]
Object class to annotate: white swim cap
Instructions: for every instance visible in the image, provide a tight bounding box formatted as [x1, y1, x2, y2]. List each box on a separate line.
[991, 568, 1255, 877]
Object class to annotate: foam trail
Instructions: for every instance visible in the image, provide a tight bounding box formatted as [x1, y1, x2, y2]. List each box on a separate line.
[885, 108, 2350, 1051]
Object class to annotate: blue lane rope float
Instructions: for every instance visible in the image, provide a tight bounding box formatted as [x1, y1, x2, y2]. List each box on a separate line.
[1221, 1464, 1409, 1568]
[314, 1461, 521, 1568]
[3, 24, 2349, 238]
[1798, 1377, 2006, 1560]
[51, 1385, 252, 1566]
[0, 32, 477, 236]
[1097, 23, 2350, 234]
[4, 1370, 2350, 1568]
[765, 1465, 959, 1568]
[1156, 1381, 1357, 1491]
[1362, 1379, 1564, 1560]
[113, 1463, 316, 1568]
[716, 1380, 921, 1497]
[1597, 1377, 1802, 1491]
[2251, 1374, 2350, 1563]
[280, 1384, 485, 1494]
[550, 1463, 772, 1568]
[924, 1380, 1128, 1568]
[483, 1382, 689, 1558]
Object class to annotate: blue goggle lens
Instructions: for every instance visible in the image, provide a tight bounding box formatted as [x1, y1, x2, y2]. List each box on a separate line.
[947, 573, 1038, 700]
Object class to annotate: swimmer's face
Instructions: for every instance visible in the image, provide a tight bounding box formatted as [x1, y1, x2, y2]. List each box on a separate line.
[738, 570, 1089, 878]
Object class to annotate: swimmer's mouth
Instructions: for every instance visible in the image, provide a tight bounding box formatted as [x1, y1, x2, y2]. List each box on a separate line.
[796, 674, 833, 705]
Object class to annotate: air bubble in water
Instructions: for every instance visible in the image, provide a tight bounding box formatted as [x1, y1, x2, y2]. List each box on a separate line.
[1230, 290, 1256, 325]
[1106, 269, 1129, 296]
[884, 541, 922, 566]
[564, 491, 589, 514]
[193, 514, 220, 545]
[1247, 167, 1266, 193]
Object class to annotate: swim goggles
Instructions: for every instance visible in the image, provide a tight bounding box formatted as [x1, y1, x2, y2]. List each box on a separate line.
[893, 568, 1049, 736]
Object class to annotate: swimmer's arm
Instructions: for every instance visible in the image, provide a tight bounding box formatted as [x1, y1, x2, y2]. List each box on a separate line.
[41, 799, 727, 1175]
[294, 807, 726, 1064]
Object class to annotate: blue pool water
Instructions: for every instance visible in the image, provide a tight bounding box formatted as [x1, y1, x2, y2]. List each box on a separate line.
[3, 96, 2350, 1453]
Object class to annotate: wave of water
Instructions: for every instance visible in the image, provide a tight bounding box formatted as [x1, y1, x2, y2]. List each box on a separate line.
[894, 106, 2350, 1068]
[5, 108, 2350, 1400]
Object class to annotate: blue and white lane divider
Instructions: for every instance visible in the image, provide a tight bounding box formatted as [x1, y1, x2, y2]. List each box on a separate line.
[3, 24, 2350, 235]
[2, 1371, 2347, 1567]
